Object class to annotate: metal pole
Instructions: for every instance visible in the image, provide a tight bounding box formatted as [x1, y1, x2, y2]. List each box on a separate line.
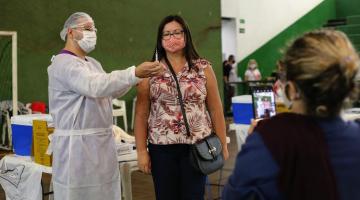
[0, 31, 18, 116]
[12, 32, 18, 116]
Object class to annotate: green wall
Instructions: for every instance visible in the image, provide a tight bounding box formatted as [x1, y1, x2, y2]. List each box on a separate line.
[0, 0, 222, 123]
[336, 0, 360, 18]
[237, 0, 336, 86]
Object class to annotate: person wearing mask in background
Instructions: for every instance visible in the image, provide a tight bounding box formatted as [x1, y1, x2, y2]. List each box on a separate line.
[223, 55, 236, 115]
[272, 60, 286, 100]
[269, 60, 285, 81]
[48, 12, 164, 200]
[135, 15, 229, 200]
[223, 29, 360, 200]
[244, 59, 262, 81]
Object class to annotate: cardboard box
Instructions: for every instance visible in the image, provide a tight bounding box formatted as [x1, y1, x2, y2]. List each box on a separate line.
[33, 120, 53, 167]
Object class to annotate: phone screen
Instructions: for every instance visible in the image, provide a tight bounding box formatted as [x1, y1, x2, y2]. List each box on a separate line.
[251, 87, 277, 119]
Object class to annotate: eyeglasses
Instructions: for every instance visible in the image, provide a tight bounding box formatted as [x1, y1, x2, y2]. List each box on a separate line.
[162, 30, 184, 40]
[73, 25, 97, 33]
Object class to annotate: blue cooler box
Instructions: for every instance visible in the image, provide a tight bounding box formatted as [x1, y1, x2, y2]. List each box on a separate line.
[11, 114, 53, 156]
[232, 95, 253, 124]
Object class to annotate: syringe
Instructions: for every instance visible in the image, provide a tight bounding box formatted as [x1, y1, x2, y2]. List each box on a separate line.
[155, 49, 158, 61]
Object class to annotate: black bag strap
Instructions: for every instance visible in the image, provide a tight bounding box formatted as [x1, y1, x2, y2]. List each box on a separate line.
[164, 57, 191, 137]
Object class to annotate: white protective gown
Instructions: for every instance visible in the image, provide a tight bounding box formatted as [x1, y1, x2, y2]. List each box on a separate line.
[47, 53, 140, 200]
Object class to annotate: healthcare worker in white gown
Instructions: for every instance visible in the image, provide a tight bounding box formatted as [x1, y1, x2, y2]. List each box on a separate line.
[47, 12, 164, 200]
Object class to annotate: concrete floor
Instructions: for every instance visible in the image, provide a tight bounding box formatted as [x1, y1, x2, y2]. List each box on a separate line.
[0, 117, 239, 200]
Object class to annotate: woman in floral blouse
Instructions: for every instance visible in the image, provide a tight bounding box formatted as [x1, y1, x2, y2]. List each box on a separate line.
[134, 15, 229, 200]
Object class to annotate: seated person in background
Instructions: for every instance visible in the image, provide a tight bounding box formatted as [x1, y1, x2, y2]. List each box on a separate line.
[244, 59, 262, 81]
[223, 29, 360, 200]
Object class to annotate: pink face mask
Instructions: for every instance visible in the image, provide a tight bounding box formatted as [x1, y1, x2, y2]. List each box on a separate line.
[162, 38, 185, 53]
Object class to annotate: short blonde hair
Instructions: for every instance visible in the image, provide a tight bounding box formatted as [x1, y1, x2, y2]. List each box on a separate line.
[283, 29, 359, 117]
[247, 59, 258, 69]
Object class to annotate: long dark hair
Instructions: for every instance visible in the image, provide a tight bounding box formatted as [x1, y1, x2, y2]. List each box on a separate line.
[152, 15, 200, 69]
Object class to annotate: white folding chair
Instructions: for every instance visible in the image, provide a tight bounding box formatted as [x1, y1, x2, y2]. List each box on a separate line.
[112, 99, 128, 132]
[119, 160, 138, 200]
[131, 97, 137, 131]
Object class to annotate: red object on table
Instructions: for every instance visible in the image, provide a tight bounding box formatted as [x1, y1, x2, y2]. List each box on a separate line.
[31, 102, 46, 113]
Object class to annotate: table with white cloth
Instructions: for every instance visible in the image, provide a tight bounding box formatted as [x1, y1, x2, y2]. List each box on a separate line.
[229, 123, 250, 152]
[0, 152, 138, 200]
[0, 155, 51, 200]
[342, 108, 360, 121]
[229, 108, 360, 153]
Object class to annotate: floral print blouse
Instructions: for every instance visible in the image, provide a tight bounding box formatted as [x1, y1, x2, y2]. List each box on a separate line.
[148, 58, 213, 145]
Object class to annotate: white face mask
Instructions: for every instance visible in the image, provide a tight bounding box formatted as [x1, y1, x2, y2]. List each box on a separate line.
[77, 30, 97, 53]
[249, 64, 257, 70]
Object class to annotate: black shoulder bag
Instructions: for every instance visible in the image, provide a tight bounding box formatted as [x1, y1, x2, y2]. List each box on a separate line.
[164, 57, 224, 175]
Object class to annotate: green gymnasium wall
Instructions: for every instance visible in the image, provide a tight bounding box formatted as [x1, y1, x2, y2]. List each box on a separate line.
[237, 0, 336, 85]
[336, 0, 360, 18]
[0, 0, 222, 123]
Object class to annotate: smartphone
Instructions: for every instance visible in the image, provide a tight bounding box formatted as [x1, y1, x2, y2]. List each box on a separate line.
[251, 86, 277, 119]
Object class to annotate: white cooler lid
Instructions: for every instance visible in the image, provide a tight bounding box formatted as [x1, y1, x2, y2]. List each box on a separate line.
[232, 95, 252, 104]
[11, 114, 53, 127]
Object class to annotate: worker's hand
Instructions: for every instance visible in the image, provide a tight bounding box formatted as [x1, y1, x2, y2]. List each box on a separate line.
[137, 150, 151, 174]
[222, 145, 229, 160]
[247, 118, 261, 135]
[135, 61, 164, 78]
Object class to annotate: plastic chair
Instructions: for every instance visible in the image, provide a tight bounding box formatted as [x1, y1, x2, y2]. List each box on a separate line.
[119, 160, 138, 200]
[112, 99, 128, 132]
[131, 97, 137, 131]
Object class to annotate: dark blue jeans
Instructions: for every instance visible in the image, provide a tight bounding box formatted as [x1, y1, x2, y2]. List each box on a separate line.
[148, 143, 206, 200]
